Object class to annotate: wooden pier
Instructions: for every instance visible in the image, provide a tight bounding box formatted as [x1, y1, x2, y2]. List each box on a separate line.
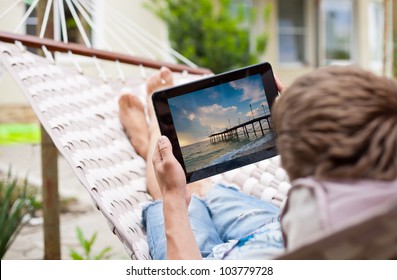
[209, 114, 272, 143]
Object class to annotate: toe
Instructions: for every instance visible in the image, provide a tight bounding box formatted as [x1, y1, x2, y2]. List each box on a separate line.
[146, 75, 158, 95]
[146, 68, 174, 96]
[160, 67, 173, 86]
[128, 95, 144, 111]
[119, 94, 131, 110]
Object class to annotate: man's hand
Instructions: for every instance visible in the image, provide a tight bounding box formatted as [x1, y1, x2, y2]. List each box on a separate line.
[152, 135, 191, 205]
[152, 135, 201, 259]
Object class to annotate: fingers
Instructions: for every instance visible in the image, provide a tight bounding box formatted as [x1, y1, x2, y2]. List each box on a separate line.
[274, 75, 285, 93]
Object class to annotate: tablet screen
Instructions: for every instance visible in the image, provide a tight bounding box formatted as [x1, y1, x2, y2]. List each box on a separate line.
[153, 62, 278, 182]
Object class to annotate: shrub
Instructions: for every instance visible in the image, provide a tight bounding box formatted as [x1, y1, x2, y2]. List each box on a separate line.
[146, 0, 271, 73]
[0, 171, 36, 259]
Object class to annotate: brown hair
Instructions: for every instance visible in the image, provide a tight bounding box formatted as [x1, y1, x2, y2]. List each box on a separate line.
[272, 66, 397, 181]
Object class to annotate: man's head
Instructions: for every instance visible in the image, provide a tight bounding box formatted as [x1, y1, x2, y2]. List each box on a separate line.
[272, 66, 397, 181]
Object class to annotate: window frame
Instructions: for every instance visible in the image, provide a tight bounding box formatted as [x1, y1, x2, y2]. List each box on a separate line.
[319, 0, 357, 66]
[368, 0, 384, 72]
[277, 0, 309, 67]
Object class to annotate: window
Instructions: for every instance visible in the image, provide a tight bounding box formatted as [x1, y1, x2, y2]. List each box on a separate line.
[60, 1, 92, 45]
[368, 0, 384, 69]
[25, 4, 37, 36]
[278, 0, 306, 65]
[25, 3, 38, 53]
[321, 0, 354, 64]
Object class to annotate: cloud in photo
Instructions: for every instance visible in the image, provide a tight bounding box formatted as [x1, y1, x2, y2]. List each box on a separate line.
[187, 112, 196, 121]
[197, 104, 238, 132]
[209, 91, 220, 100]
[230, 76, 266, 104]
[170, 105, 208, 144]
[245, 107, 261, 119]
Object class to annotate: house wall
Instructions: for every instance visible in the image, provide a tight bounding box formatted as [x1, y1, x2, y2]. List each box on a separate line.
[254, 0, 388, 87]
[357, 0, 389, 75]
[0, 0, 25, 35]
[252, 0, 316, 85]
[0, 0, 27, 105]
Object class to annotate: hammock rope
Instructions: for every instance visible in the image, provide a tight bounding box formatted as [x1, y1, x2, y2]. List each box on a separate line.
[14, 0, 40, 33]
[38, 0, 53, 39]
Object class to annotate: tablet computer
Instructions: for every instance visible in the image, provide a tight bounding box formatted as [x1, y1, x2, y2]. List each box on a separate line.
[152, 62, 279, 183]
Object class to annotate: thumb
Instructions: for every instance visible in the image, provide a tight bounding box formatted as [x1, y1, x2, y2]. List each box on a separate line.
[157, 135, 174, 163]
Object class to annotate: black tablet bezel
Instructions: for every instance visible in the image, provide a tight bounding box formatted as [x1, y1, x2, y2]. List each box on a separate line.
[152, 62, 279, 183]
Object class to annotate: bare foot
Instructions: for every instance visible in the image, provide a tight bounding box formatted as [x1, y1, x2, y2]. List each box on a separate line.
[119, 94, 149, 159]
[146, 67, 174, 121]
[146, 67, 174, 95]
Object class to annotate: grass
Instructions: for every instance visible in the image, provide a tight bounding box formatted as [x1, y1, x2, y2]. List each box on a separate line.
[0, 124, 40, 145]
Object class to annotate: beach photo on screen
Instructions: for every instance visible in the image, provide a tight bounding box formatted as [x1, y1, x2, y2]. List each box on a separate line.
[168, 74, 276, 174]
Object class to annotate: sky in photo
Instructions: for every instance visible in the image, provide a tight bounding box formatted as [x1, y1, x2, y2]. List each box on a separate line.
[168, 74, 270, 146]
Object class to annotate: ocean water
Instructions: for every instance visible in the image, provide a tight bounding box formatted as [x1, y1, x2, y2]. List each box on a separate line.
[181, 130, 276, 173]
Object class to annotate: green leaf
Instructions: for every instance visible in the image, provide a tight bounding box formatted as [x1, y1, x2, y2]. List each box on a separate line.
[256, 35, 268, 54]
[88, 232, 97, 247]
[85, 232, 97, 256]
[69, 227, 113, 260]
[94, 247, 112, 260]
[263, 3, 273, 22]
[145, 0, 271, 73]
[69, 249, 84, 260]
[0, 173, 33, 259]
[76, 227, 85, 248]
[0, 179, 17, 228]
